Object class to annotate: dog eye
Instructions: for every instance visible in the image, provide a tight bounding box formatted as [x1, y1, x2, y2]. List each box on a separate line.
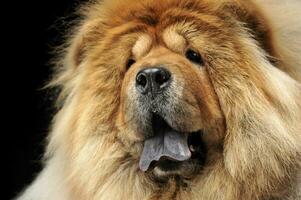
[126, 58, 136, 69]
[185, 49, 204, 65]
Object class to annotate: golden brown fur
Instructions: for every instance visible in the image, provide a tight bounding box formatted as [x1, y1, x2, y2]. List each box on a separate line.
[17, 0, 301, 200]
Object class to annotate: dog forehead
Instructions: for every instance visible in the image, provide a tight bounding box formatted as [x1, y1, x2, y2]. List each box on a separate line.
[162, 27, 187, 53]
[132, 34, 152, 59]
[132, 28, 187, 59]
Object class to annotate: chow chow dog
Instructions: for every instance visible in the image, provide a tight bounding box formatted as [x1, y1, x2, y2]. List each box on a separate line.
[17, 0, 301, 199]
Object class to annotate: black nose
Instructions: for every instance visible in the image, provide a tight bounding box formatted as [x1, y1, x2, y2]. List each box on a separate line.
[136, 67, 171, 95]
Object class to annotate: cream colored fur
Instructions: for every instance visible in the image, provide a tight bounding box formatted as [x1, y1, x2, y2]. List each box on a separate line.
[16, 0, 301, 200]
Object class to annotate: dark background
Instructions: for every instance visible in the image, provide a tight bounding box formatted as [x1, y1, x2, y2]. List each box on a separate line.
[5, 0, 83, 199]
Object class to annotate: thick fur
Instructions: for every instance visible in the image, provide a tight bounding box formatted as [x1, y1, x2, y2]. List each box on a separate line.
[17, 0, 301, 200]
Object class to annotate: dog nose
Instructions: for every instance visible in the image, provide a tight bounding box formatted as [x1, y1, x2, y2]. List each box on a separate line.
[136, 67, 171, 95]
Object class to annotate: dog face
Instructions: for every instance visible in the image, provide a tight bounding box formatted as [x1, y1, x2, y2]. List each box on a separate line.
[117, 26, 226, 178]
[71, 0, 272, 180]
[50, 0, 301, 199]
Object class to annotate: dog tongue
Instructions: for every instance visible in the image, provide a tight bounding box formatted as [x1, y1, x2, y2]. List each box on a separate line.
[139, 130, 191, 172]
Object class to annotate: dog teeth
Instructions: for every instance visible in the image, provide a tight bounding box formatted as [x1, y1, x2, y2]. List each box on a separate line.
[189, 145, 196, 152]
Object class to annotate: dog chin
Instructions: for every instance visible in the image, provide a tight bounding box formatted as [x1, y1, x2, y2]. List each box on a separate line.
[151, 160, 201, 180]
[153, 166, 179, 178]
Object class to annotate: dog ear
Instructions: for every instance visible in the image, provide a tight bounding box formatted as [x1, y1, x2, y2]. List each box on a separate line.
[67, 28, 87, 68]
[220, 0, 301, 81]
[66, 21, 103, 69]
[219, 1, 277, 61]
[49, 19, 105, 104]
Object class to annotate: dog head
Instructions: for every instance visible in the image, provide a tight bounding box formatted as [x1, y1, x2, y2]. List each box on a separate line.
[50, 0, 301, 198]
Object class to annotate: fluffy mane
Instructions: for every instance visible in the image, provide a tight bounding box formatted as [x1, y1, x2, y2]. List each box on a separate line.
[18, 1, 301, 200]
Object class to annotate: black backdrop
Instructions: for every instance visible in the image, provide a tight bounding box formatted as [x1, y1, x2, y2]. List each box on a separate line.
[5, 0, 83, 199]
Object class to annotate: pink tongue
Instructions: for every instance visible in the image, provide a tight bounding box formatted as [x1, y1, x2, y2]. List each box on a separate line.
[139, 130, 191, 172]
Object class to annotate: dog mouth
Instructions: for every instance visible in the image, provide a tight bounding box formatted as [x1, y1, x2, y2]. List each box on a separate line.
[139, 114, 206, 172]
